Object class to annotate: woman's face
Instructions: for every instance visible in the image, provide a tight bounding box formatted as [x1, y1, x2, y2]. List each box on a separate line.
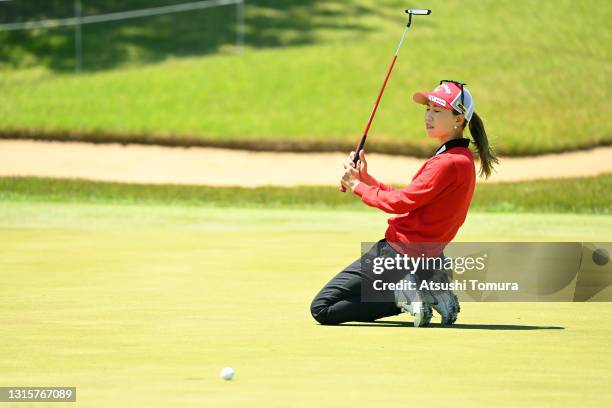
[425, 102, 461, 139]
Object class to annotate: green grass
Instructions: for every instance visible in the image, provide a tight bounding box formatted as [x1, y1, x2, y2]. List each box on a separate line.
[1, 175, 611, 214]
[1, 0, 611, 155]
[1, 201, 612, 241]
[0, 201, 611, 407]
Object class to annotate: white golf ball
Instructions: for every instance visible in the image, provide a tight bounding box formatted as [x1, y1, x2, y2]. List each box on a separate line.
[220, 367, 234, 381]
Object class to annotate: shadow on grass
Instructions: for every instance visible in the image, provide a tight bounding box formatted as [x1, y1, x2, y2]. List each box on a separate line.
[334, 320, 565, 330]
[0, 0, 377, 72]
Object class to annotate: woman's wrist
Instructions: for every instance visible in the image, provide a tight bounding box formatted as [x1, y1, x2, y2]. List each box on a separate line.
[360, 173, 378, 186]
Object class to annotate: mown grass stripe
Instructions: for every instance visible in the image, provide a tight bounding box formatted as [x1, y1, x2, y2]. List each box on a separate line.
[1, 175, 610, 214]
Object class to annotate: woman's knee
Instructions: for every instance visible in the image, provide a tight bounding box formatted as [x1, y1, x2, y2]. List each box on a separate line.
[310, 298, 338, 325]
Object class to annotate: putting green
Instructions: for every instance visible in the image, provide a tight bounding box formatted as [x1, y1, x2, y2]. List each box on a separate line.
[1, 202, 611, 407]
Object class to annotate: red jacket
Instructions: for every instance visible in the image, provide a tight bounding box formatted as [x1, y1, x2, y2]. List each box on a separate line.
[354, 138, 476, 257]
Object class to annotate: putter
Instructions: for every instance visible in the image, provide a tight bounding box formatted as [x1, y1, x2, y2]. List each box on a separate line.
[340, 8, 431, 192]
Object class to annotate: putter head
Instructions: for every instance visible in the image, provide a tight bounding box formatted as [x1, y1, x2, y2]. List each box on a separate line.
[405, 9, 431, 15]
[404, 9, 431, 27]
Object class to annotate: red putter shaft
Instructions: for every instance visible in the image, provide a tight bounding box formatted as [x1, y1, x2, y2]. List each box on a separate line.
[339, 13, 419, 192]
[339, 55, 398, 193]
[340, 9, 431, 193]
[360, 54, 398, 149]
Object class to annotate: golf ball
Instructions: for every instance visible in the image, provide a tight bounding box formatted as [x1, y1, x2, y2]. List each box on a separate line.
[220, 367, 234, 381]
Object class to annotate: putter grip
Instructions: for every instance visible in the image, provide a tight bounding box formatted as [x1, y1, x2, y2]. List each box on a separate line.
[339, 141, 366, 193]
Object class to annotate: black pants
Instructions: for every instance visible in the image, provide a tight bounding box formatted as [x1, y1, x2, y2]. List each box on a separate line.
[310, 239, 403, 325]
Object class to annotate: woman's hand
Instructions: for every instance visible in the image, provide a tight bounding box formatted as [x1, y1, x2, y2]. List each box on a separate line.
[355, 150, 368, 177]
[351, 151, 369, 174]
[342, 150, 369, 176]
[341, 151, 363, 191]
[342, 150, 376, 188]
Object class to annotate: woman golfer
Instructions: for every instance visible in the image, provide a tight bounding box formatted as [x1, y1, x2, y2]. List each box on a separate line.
[310, 80, 498, 327]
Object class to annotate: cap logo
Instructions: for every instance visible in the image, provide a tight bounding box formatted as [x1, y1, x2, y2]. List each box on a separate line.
[428, 95, 447, 107]
[440, 84, 452, 94]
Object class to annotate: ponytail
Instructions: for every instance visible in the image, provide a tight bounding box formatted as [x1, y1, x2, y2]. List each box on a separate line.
[464, 112, 498, 179]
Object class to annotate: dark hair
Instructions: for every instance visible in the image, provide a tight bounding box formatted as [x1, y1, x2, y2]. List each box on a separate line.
[455, 111, 498, 179]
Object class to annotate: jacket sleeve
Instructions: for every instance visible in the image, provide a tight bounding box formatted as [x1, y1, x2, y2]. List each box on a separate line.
[376, 181, 395, 191]
[354, 157, 456, 214]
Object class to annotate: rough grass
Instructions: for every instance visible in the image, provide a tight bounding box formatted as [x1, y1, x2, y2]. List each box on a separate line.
[1, 0, 611, 155]
[0, 174, 610, 214]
